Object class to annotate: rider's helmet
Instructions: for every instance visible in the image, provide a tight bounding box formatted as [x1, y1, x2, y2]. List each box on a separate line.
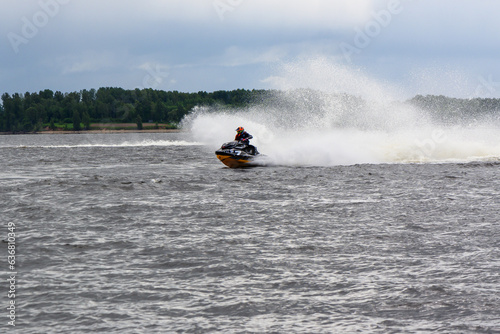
[236, 127, 244, 133]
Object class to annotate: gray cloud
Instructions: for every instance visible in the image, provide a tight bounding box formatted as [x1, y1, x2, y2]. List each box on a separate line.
[1, 0, 500, 97]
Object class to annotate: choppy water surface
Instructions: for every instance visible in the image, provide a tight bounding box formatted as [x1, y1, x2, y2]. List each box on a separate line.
[1, 133, 499, 333]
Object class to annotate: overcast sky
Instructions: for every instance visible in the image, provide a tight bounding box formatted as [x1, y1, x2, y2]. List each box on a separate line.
[2, 0, 500, 99]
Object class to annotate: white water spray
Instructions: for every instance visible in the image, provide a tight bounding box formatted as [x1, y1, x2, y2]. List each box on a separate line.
[183, 58, 500, 166]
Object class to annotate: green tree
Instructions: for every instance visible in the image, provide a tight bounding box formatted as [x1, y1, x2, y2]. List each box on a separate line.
[82, 111, 91, 130]
[153, 101, 167, 122]
[40, 89, 54, 100]
[73, 111, 81, 131]
[136, 115, 143, 130]
[1, 93, 13, 131]
[0, 102, 4, 131]
[25, 106, 38, 127]
[12, 93, 23, 123]
[49, 118, 56, 131]
[33, 120, 43, 133]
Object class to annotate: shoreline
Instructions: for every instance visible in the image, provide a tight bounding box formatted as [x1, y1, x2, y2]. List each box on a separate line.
[0, 129, 184, 135]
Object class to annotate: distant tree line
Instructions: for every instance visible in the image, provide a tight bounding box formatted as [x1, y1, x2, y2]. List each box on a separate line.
[2, 88, 500, 133]
[0, 88, 270, 133]
[408, 95, 500, 122]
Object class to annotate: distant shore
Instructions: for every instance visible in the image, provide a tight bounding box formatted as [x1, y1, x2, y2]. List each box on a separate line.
[0, 123, 184, 135]
[0, 129, 183, 135]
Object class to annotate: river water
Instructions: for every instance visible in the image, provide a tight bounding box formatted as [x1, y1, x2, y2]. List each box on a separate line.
[1, 132, 499, 333]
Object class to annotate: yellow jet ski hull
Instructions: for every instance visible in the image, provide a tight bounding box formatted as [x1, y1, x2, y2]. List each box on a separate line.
[215, 141, 265, 168]
[216, 153, 255, 168]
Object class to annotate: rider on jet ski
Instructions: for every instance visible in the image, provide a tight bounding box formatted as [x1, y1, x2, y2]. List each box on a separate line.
[235, 127, 258, 155]
[235, 126, 253, 144]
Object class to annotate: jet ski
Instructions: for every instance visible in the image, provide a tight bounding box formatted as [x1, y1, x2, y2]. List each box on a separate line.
[215, 141, 264, 168]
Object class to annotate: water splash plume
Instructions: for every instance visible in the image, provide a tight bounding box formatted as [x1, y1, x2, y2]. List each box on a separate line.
[183, 58, 500, 166]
